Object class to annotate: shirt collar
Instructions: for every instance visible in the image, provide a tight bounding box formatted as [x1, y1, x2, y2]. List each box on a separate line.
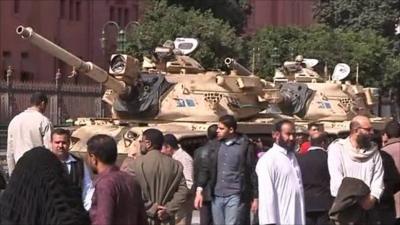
[174, 148, 183, 155]
[223, 136, 242, 146]
[94, 166, 119, 185]
[62, 154, 77, 164]
[385, 137, 400, 147]
[25, 107, 41, 114]
[273, 143, 289, 155]
[308, 146, 327, 152]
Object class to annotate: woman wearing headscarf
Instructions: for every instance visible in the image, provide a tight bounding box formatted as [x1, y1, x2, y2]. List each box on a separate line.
[0, 147, 90, 225]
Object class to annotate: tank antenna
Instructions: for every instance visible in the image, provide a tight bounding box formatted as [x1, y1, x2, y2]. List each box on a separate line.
[324, 61, 328, 79]
[251, 48, 255, 75]
[356, 63, 359, 84]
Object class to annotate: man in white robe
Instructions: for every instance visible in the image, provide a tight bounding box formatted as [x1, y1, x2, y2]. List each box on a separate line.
[327, 115, 384, 223]
[256, 119, 305, 225]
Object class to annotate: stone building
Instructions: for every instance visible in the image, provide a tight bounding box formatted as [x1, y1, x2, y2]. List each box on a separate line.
[0, 0, 315, 84]
[0, 0, 142, 83]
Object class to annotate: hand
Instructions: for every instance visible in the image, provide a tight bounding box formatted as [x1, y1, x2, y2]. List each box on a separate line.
[194, 192, 203, 209]
[251, 198, 258, 214]
[359, 195, 376, 210]
[157, 205, 169, 221]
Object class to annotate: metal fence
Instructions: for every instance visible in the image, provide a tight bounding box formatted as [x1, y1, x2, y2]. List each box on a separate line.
[0, 73, 108, 174]
[0, 81, 105, 125]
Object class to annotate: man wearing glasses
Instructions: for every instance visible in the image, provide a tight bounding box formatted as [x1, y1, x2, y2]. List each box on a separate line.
[328, 115, 384, 222]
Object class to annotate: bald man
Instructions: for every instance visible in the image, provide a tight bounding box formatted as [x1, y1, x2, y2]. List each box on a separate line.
[327, 116, 384, 217]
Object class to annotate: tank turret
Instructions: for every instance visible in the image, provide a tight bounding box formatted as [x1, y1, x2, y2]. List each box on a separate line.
[268, 56, 390, 133]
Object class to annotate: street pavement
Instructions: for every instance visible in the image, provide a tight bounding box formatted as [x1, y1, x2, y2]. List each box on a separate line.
[191, 210, 200, 225]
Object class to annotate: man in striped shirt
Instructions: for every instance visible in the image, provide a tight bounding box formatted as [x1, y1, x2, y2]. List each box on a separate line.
[162, 134, 194, 225]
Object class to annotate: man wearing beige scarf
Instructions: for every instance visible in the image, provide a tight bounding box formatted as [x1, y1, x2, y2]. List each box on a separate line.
[327, 115, 384, 219]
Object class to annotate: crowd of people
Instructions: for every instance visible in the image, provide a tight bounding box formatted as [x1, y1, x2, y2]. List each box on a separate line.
[2, 91, 400, 225]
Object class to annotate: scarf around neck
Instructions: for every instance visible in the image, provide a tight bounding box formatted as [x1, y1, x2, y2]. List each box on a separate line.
[340, 137, 378, 162]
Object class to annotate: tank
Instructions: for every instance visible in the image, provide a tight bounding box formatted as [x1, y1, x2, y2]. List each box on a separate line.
[16, 26, 390, 159]
[270, 56, 390, 135]
[16, 26, 284, 159]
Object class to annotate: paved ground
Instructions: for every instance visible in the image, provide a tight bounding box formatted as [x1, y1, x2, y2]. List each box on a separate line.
[191, 210, 200, 225]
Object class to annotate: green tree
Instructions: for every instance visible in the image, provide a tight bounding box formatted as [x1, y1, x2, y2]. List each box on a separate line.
[158, 0, 250, 33]
[248, 25, 400, 87]
[382, 55, 400, 88]
[125, 1, 243, 69]
[314, 0, 400, 37]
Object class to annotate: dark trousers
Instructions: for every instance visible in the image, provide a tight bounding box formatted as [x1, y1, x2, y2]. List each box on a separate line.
[367, 206, 396, 225]
[200, 201, 213, 225]
[306, 211, 330, 225]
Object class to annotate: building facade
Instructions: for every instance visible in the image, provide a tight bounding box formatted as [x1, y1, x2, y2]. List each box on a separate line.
[1, 0, 316, 83]
[246, 0, 316, 34]
[0, 0, 142, 83]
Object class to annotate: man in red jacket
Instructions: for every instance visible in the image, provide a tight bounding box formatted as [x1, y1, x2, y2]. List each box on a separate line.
[299, 122, 324, 155]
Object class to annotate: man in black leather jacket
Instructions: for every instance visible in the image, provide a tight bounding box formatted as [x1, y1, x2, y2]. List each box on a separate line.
[194, 115, 258, 225]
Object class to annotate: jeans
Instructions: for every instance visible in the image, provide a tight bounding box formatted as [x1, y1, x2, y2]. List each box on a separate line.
[212, 195, 249, 225]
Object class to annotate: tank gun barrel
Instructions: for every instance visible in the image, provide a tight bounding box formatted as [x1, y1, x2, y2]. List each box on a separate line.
[16, 25, 126, 94]
[224, 58, 252, 76]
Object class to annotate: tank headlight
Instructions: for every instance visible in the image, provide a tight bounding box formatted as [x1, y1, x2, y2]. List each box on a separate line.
[109, 54, 126, 74]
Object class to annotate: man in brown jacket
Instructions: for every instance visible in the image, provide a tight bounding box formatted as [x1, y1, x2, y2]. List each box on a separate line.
[122, 128, 189, 225]
[382, 120, 400, 223]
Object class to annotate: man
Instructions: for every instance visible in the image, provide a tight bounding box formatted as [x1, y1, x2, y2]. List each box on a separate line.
[194, 115, 258, 225]
[162, 134, 194, 225]
[256, 119, 305, 225]
[297, 132, 333, 225]
[298, 122, 324, 154]
[382, 120, 400, 222]
[87, 134, 146, 225]
[193, 124, 217, 225]
[162, 134, 194, 190]
[328, 115, 384, 219]
[7, 91, 52, 174]
[121, 128, 189, 225]
[50, 128, 93, 210]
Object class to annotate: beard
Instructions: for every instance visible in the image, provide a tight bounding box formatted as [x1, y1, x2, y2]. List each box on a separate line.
[278, 136, 296, 152]
[356, 133, 372, 150]
[140, 146, 148, 155]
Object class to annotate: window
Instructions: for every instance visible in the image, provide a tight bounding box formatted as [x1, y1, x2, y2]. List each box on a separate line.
[14, 0, 20, 14]
[75, 1, 81, 21]
[60, 0, 65, 19]
[132, 5, 139, 20]
[124, 8, 129, 26]
[109, 6, 115, 21]
[117, 8, 123, 26]
[20, 71, 34, 82]
[2, 52, 12, 80]
[69, 0, 73, 20]
[2, 51, 11, 57]
[21, 52, 29, 59]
